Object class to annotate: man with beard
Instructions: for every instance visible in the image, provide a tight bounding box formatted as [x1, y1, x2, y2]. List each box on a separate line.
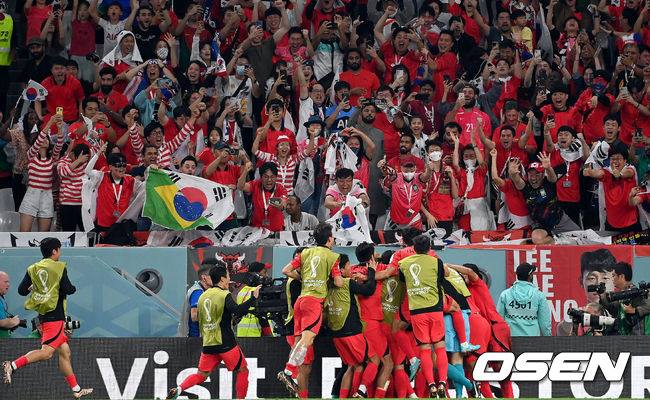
[387, 133, 425, 173]
[36, 57, 85, 128]
[442, 84, 495, 152]
[487, 10, 513, 49]
[241, 14, 290, 90]
[125, 5, 170, 60]
[22, 37, 53, 88]
[351, 102, 387, 228]
[339, 48, 381, 107]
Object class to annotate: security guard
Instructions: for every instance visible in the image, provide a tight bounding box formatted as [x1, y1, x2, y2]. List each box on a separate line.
[0, 1, 12, 113]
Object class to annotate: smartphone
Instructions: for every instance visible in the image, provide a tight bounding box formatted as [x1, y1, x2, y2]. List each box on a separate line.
[620, 86, 629, 96]
[206, 87, 217, 96]
[254, 21, 263, 27]
[415, 93, 429, 101]
[547, 114, 554, 122]
[611, 0, 620, 7]
[234, 4, 241, 11]
[158, 78, 173, 87]
[457, 92, 465, 102]
[52, 3, 61, 12]
[270, 197, 282, 205]
[341, 93, 349, 101]
[395, 69, 405, 80]
[328, 21, 338, 30]
[534, 49, 541, 58]
[56, 107, 63, 115]
[443, 74, 451, 83]
[635, 127, 643, 140]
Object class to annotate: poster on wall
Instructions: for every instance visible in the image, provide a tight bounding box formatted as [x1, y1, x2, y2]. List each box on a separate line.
[0, 232, 88, 247]
[186, 246, 274, 284]
[505, 245, 634, 334]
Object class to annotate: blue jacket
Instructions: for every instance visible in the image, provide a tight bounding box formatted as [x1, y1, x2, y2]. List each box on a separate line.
[497, 280, 552, 337]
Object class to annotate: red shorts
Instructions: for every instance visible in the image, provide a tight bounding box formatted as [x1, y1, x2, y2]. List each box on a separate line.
[286, 335, 315, 364]
[198, 346, 247, 372]
[293, 296, 324, 336]
[488, 321, 512, 352]
[363, 320, 389, 358]
[464, 313, 491, 363]
[397, 296, 411, 323]
[411, 311, 445, 344]
[333, 334, 373, 366]
[41, 321, 68, 349]
[442, 294, 453, 313]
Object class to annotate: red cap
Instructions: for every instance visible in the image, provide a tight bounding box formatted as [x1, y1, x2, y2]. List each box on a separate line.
[400, 154, 418, 167]
[528, 162, 544, 173]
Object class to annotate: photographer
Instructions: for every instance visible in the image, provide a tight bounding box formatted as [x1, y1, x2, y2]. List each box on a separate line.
[600, 262, 650, 335]
[235, 262, 273, 337]
[0, 271, 24, 337]
[564, 303, 615, 336]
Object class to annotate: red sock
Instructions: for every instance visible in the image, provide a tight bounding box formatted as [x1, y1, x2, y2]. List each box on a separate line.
[299, 390, 308, 399]
[434, 347, 448, 382]
[480, 382, 495, 398]
[394, 330, 418, 359]
[236, 369, 249, 399]
[340, 388, 350, 398]
[414, 372, 428, 397]
[351, 370, 362, 394]
[500, 379, 514, 398]
[12, 356, 28, 370]
[65, 375, 78, 389]
[375, 387, 387, 398]
[386, 377, 395, 398]
[451, 309, 467, 343]
[180, 373, 206, 391]
[361, 362, 378, 389]
[367, 383, 375, 398]
[285, 363, 298, 376]
[419, 348, 435, 385]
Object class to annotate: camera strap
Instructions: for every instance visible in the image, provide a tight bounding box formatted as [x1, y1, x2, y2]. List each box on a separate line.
[0, 295, 7, 317]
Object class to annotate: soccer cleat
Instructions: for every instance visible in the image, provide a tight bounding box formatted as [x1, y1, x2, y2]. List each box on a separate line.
[72, 388, 93, 399]
[2, 361, 12, 385]
[460, 343, 481, 352]
[437, 381, 448, 398]
[277, 370, 299, 395]
[409, 358, 421, 381]
[352, 389, 368, 398]
[428, 383, 438, 398]
[166, 387, 180, 399]
[469, 381, 480, 398]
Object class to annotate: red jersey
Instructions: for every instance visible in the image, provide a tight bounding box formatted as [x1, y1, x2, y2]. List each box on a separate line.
[425, 168, 455, 222]
[599, 169, 638, 228]
[379, 41, 420, 85]
[96, 173, 136, 228]
[448, 4, 486, 44]
[70, 19, 97, 56]
[339, 69, 381, 107]
[467, 278, 505, 324]
[493, 141, 529, 177]
[550, 149, 583, 203]
[205, 164, 241, 221]
[260, 127, 297, 159]
[374, 113, 400, 160]
[489, 76, 521, 118]
[492, 122, 534, 148]
[389, 246, 439, 271]
[249, 180, 288, 231]
[41, 75, 85, 122]
[431, 51, 458, 104]
[458, 166, 487, 199]
[387, 173, 426, 227]
[574, 90, 616, 144]
[355, 263, 387, 321]
[617, 99, 641, 145]
[455, 108, 491, 150]
[387, 155, 425, 173]
[539, 105, 583, 143]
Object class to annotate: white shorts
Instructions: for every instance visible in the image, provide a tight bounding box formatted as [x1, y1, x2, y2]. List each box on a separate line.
[19, 187, 54, 218]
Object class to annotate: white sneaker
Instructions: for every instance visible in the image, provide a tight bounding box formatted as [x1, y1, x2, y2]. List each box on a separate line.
[72, 388, 93, 398]
[2, 361, 12, 385]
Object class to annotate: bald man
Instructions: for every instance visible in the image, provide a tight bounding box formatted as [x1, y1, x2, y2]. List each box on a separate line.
[0, 271, 21, 338]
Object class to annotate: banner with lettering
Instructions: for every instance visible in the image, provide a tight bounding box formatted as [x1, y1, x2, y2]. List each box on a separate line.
[505, 245, 634, 334]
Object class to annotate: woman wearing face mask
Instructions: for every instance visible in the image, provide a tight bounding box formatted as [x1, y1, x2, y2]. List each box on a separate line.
[452, 124, 495, 231]
[343, 128, 375, 188]
[154, 33, 178, 69]
[421, 139, 458, 236]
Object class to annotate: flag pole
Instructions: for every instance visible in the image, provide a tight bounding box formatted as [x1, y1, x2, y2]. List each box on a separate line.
[11, 90, 25, 127]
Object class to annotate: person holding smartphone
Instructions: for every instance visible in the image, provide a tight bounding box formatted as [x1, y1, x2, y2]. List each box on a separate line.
[238, 161, 288, 232]
[339, 48, 381, 107]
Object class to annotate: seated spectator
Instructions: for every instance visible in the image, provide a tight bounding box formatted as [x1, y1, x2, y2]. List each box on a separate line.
[238, 161, 288, 232]
[284, 195, 319, 231]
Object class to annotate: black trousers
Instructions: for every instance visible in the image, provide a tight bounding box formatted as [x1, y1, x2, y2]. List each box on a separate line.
[59, 205, 83, 231]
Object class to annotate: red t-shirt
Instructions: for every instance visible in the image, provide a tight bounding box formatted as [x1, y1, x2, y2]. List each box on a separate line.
[41, 75, 85, 122]
[70, 19, 97, 56]
[249, 179, 288, 231]
[431, 51, 459, 103]
[92, 91, 135, 163]
[499, 179, 529, 217]
[455, 108, 491, 150]
[339, 69, 380, 107]
[492, 122, 535, 148]
[379, 41, 420, 85]
[551, 149, 583, 203]
[374, 113, 400, 160]
[599, 169, 638, 228]
[387, 173, 426, 227]
[259, 127, 297, 165]
[458, 166, 487, 199]
[539, 105, 583, 143]
[425, 168, 455, 222]
[448, 4, 486, 44]
[467, 278, 506, 324]
[182, 25, 212, 52]
[356, 262, 387, 321]
[618, 99, 641, 145]
[574, 89, 616, 144]
[493, 141, 529, 177]
[205, 164, 241, 221]
[96, 173, 136, 228]
[490, 76, 521, 118]
[361, 57, 383, 80]
[26, 5, 53, 44]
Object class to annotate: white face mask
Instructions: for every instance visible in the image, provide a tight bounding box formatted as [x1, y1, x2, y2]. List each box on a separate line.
[429, 151, 442, 162]
[464, 159, 477, 169]
[403, 171, 415, 181]
[156, 47, 169, 60]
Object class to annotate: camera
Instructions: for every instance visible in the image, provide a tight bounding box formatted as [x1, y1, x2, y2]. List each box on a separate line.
[587, 282, 606, 294]
[65, 316, 81, 330]
[567, 308, 615, 329]
[605, 281, 649, 303]
[85, 52, 100, 63]
[228, 148, 239, 155]
[254, 278, 289, 336]
[270, 104, 282, 114]
[7, 314, 27, 332]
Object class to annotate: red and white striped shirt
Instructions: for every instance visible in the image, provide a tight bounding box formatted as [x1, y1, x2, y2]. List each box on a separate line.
[26, 130, 63, 190]
[254, 149, 309, 195]
[57, 156, 87, 205]
[129, 122, 193, 169]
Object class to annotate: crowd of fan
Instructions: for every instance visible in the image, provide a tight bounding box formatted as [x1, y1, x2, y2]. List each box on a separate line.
[3, 0, 650, 242]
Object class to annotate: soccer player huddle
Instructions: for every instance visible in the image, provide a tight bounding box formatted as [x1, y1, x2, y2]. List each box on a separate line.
[277, 223, 515, 399]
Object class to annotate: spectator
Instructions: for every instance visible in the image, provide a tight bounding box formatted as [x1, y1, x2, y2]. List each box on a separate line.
[284, 195, 319, 231]
[39, 7, 65, 57]
[36, 56, 85, 128]
[69, 0, 97, 82]
[238, 161, 288, 232]
[387, 133, 425, 173]
[422, 139, 458, 235]
[574, 69, 614, 145]
[497, 263, 552, 337]
[324, 168, 370, 219]
[374, 14, 422, 85]
[57, 143, 91, 231]
[125, 5, 170, 60]
[325, 81, 355, 134]
[339, 48, 380, 107]
[402, 80, 440, 135]
[89, 0, 137, 57]
[24, 0, 53, 44]
[534, 84, 583, 143]
[129, 144, 159, 180]
[442, 84, 497, 151]
[490, 148, 532, 230]
[101, 31, 143, 95]
[178, 156, 197, 175]
[342, 128, 375, 188]
[202, 141, 242, 230]
[612, 78, 650, 145]
[23, 37, 53, 87]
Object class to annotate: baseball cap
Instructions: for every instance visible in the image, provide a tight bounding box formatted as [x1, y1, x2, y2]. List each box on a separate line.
[213, 140, 230, 150]
[516, 263, 537, 281]
[401, 154, 418, 167]
[28, 37, 45, 47]
[527, 162, 544, 173]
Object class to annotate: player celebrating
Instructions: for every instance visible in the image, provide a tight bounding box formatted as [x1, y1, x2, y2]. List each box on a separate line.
[167, 265, 261, 399]
[279, 222, 343, 395]
[398, 235, 450, 398]
[3, 238, 93, 399]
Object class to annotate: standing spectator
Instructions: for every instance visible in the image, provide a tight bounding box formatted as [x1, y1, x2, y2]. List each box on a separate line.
[325, 81, 355, 134]
[402, 80, 440, 136]
[237, 161, 288, 232]
[493, 101, 536, 155]
[497, 263, 552, 337]
[427, 31, 460, 104]
[443, 84, 495, 151]
[202, 141, 241, 230]
[69, 0, 97, 82]
[24, 0, 53, 44]
[386, 133, 425, 173]
[40, 7, 65, 57]
[57, 143, 91, 231]
[284, 195, 319, 231]
[296, 64, 328, 143]
[100, 31, 143, 95]
[89, 0, 137, 57]
[374, 15, 422, 85]
[323, 168, 370, 219]
[23, 37, 54, 87]
[490, 149, 532, 231]
[422, 140, 458, 235]
[342, 128, 375, 188]
[574, 70, 614, 145]
[534, 84, 583, 143]
[5, 111, 40, 211]
[448, 0, 489, 45]
[125, 5, 170, 60]
[339, 48, 380, 107]
[611, 79, 650, 145]
[583, 149, 640, 233]
[36, 57, 85, 129]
